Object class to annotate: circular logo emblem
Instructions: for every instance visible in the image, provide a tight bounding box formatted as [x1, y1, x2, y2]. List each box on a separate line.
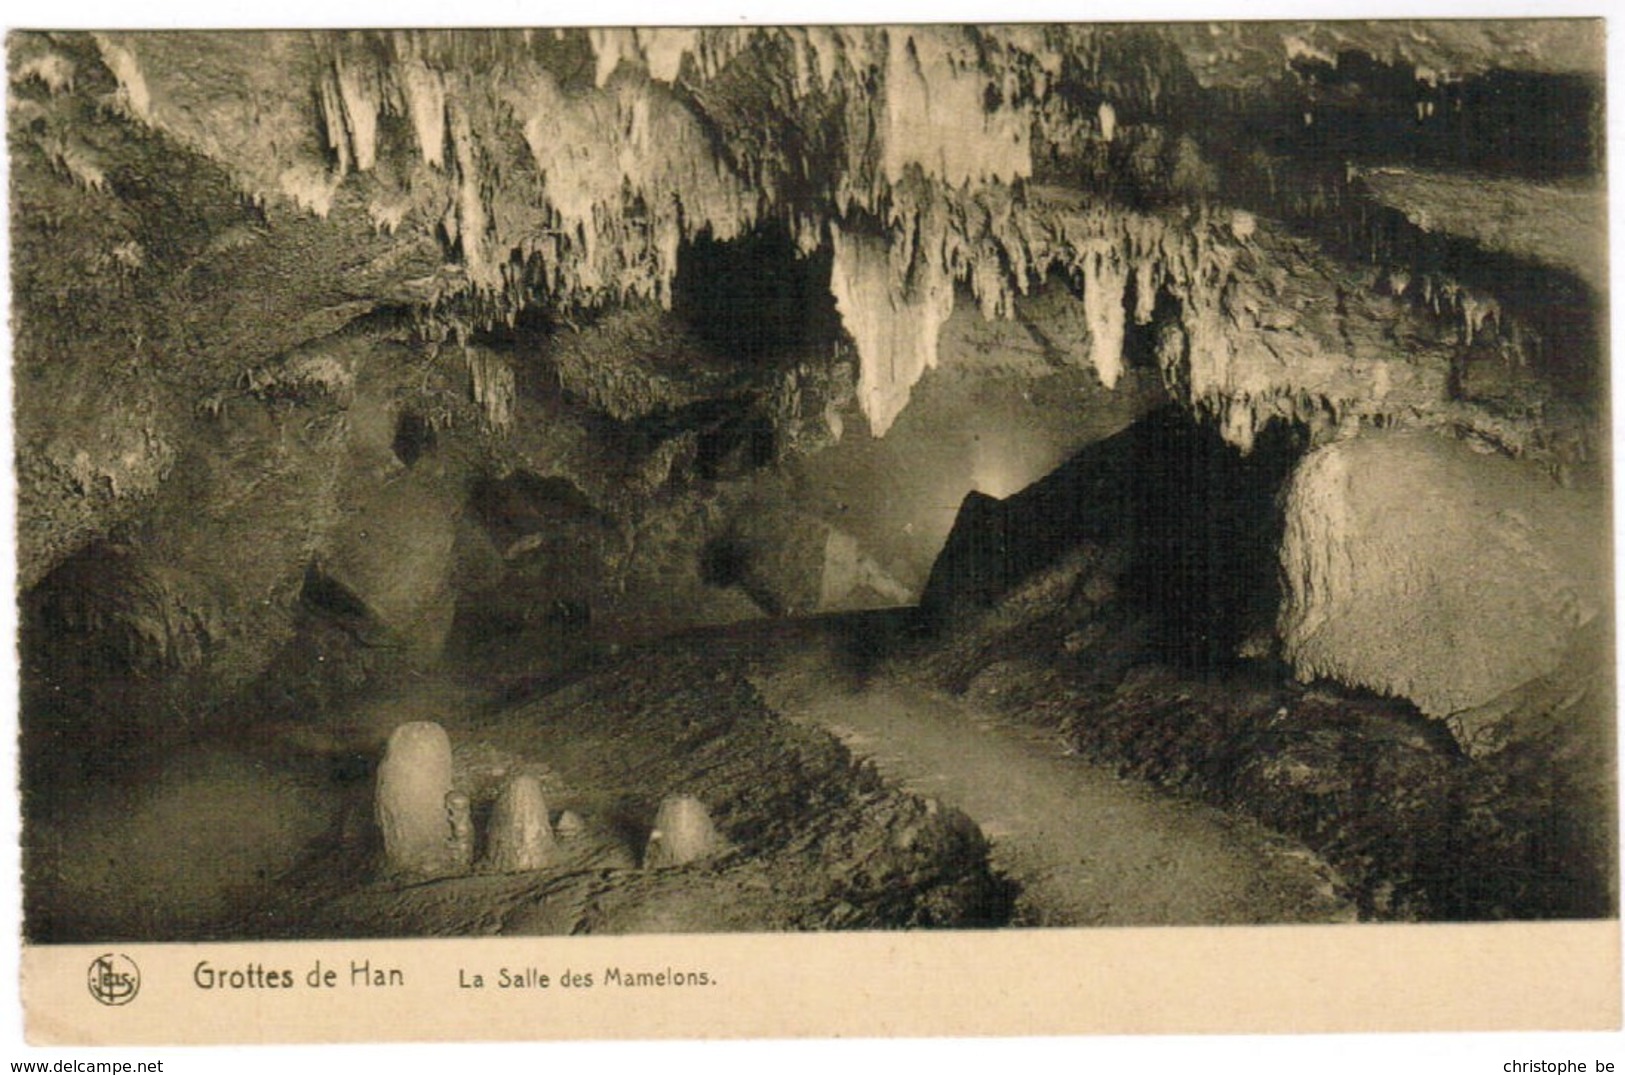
[87, 953, 140, 1006]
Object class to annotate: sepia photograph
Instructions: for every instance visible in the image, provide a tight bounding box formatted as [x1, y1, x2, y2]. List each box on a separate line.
[5, 14, 1618, 1047]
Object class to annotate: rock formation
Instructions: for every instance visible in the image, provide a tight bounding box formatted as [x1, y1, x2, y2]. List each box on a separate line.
[554, 810, 585, 839]
[1277, 433, 1607, 719]
[644, 795, 721, 868]
[374, 722, 461, 878]
[482, 774, 555, 873]
[445, 790, 475, 874]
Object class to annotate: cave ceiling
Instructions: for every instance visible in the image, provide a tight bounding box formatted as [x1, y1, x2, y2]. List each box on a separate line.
[8, 22, 1607, 590]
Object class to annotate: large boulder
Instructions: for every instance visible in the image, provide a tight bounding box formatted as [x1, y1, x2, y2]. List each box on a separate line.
[320, 470, 459, 658]
[919, 407, 1291, 667]
[1278, 432, 1608, 719]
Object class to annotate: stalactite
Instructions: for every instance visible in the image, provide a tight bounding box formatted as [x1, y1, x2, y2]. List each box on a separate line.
[635, 28, 702, 83]
[1459, 290, 1499, 347]
[501, 67, 755, 308]
[333, 54, 381, 172]
[829, 223, 954, 436]
[42, 135, 108, 192]
[465, 347, 514, 432]
[277, 160, 339, 218]
[316, 70, 353, 175]
[392, 59, 446, 168]
[879, 28, 1033, 191]
[1081, 246, 1129, 388]
[71, 27, 1578, 462]
[88, 28, 1073, 331]
[1132, 256, 1157, 324]
[446, 100, 489, 287]
[91, 34, 152, 121]
[587, 29, 635, 87]
[15, 51, 77, 94]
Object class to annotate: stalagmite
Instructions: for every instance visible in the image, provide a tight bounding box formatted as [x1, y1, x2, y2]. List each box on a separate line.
[643, 795, 720, 868]
[482, 774, 555, 873]
[446, 791, 474, 873]
[375, 721, 460, 878]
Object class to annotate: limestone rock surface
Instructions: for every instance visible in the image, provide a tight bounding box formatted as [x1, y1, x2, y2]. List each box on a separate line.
[1278, 432, 1607, 719]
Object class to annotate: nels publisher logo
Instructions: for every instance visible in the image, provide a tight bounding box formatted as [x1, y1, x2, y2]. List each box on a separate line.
[87, 953, 140, 1006]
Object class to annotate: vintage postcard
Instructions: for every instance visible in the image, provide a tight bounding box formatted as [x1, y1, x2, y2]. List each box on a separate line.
[6, 16, 1618, 1049]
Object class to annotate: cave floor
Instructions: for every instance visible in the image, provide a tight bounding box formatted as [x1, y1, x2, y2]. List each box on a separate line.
[26, 611, 1358, 943]
[753, 658, 1353, 927]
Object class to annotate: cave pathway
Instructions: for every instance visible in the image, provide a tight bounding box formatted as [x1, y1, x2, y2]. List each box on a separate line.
[751, 636, 1354, 928]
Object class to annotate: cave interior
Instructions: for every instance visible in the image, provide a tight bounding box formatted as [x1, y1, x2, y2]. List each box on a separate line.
[8, 22, 1615, 940]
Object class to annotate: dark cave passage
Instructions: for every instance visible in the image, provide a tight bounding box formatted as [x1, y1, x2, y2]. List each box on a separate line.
[672, 223, 843, 363]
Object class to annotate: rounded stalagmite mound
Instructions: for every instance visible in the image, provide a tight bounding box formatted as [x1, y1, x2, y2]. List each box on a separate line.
[553, 809, 585, 839]
[643, 794, 720, 868]
[482, 773, 555, 873]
